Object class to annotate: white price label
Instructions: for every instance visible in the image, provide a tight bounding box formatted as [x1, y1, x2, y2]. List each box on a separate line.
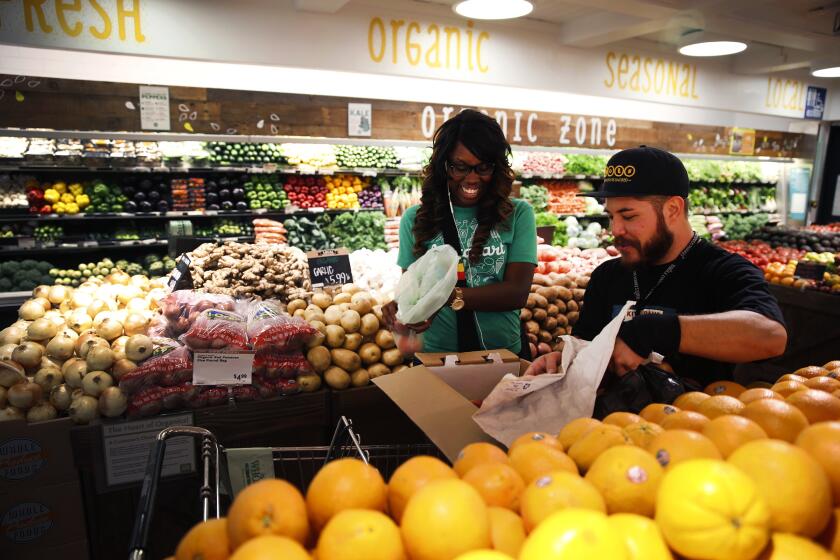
[193, 351, 255, 386]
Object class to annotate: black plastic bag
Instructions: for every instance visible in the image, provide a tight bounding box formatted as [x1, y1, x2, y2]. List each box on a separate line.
[593, 364, 690, 419]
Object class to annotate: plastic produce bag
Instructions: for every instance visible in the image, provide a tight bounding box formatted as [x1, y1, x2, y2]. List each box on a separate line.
[119, 342, 193, 396]
[181, 308, 249, 351]
[395, 244, 459, 325]
[243, 299, 317, 352]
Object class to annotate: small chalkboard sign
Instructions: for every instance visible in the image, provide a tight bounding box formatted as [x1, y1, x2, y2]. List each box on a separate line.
[795, 261, 827, 281]
[307, 248, 353, 288]
[167, 254, 194, 292]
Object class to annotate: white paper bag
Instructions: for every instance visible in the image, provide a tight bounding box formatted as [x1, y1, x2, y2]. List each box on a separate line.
[473, 301, 633, 447]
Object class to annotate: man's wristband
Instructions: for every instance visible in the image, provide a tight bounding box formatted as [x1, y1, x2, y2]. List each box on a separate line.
[618, 313, 681, 359]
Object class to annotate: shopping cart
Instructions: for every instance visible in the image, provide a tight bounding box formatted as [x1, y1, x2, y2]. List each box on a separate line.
[127, 416, 441, 560]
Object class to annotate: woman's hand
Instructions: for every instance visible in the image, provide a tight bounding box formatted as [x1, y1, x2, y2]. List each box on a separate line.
[524, 352, 562, 375]
[382, 300, 435, 334]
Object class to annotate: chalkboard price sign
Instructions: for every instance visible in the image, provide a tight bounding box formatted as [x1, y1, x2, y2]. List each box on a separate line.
[794, 261, 827, 281]
[307, 248, 354, 288]
[167, 254, 194, 292]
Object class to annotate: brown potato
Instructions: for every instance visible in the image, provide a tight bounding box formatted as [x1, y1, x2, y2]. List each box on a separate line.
[520, 309, 533, 322]
[532, 308, 547, 323]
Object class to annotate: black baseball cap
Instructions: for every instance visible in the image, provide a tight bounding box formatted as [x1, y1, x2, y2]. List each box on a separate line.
[579, 146, 689, 198]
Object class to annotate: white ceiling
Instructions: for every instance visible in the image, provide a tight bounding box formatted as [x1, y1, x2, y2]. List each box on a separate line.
[300, 0, 840, 79]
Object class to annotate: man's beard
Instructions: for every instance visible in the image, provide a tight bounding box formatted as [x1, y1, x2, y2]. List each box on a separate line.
[616, 211, 674, 269]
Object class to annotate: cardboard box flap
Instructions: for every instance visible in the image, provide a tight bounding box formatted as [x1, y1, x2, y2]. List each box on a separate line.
[416, 349, 520, 367]
[373, 366, 498, 462]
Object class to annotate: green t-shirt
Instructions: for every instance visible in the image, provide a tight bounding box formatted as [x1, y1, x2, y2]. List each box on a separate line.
[396, 199, 537, 354]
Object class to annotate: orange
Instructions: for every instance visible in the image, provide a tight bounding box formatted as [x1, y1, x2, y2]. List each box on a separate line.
[557, 417, 601, 451]
[622, 421, 664, 448]
[659, 410, 711, 432]
[817, 508, 840, 557]
[772, 380, 808, 397]
[228, 535, 311, 560]
[756, 532, 835, 560]
[705, 380, 747, 397]
[585, 446, 663, 517]
[672, 391, 710, 411]
[740, 388, 783, 405]
[454, 443, 508, 477]
[227, 479, 310, 549]
[518, 509, 628, 560]
[519, 471, 606, 532]
[787, 389, 840, 423]
[823, 361, 840, 371]
[805, 376, 840, 393]
[176, 517, 230, 560]
[487, 507, 526, 557]
[388, 456, 457, 523]
[608, 513, 672, 560]
[602, 412, 643, 427]
[645, 429, 721, 470]
[795, 366, 830, 379]
[508, 432, 562, 453]
[741, 398, 810, 442]
[777, 374, 808, 384]
[315, 509, 405, 560]
[696, 394, 746, 419]
[702, 415, 767, 458]
[567, 424, 633, 473]
[795, 422, 840, 504]
[656, 459, 770, 560]
[452, 551, 513, 560]
[747, 381, 774, 389]
[835, 389, 840, 399]
[508, 442, 577, 484]
[827, 369, 840, 379]
[729, 439, 832, 537]
[462, 463, 525, 511]
[401, 479, 491, 560]
[639, 403, 680, 424]
[306, 458, 387, 531]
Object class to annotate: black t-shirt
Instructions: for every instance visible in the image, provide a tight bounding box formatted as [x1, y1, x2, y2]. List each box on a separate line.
[574, 239, 785, 387]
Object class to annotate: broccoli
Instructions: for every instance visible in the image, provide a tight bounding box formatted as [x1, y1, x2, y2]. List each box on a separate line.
[15, 279, 37, 291]
[93, 183, 110, 196]
[0, 278, 11, 291]
[149, 261, 165, 274]
[36, 261, 53, 273]
[20, 259, 38, 269]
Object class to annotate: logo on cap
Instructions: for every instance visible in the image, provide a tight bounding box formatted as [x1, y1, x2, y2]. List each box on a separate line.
[605, 165, 636, 178]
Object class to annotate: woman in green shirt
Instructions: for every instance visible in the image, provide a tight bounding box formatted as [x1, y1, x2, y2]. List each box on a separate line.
[382, 110, 537, 358]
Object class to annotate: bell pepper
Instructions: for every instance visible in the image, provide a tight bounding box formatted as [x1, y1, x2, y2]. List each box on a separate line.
[53, 202, 66, 214]
[65, 202, 80, 214]
[75, 194, 90, 209]
[53, 182, 67, 194]
[60, 193, 75, 204]
[43, 189, 60, 204]
[69, 183, 84, 196]
[27, 189, 45, 204]
[39, 205, 52, 214]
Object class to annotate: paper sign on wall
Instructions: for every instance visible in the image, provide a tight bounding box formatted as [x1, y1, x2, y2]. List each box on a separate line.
[139, 85, 171, 130]
[348, 103, 372, 137]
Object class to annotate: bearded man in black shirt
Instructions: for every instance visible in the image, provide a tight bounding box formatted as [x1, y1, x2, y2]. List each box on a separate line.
[526, 147, 787, 388]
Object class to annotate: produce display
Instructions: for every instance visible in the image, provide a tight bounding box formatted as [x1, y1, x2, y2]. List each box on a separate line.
[280, 144, 337, 169]
[193, 219, 253, 239]
[749, 225, 840, 254]
[293, 285, 407, 391]
[563, 217, 612, 250]
[33, 224, 64, 242]
[534, 213, 568, 246]
[204, 176, 248, 212]
[0, 260, 55, 291]
[0, 174, 27, 209]
[683, 160, 775, 183]
[325, 211, 388, 251]
[516, 152, 568, 176]
[252, 219, 287, 244]
[381, 176, 422, 218]
[688, 185, 776, 214]
[166, 357, 840, 560]
[284, 175, 328, 210]
[187, 241, 311, 301]
[349, 248, 401, 304]
[564, 154, 608, 177]
[809, 223, 840, 233]
[0, 273, 166, 424]
[520, 185, 549, 213]
[334, 146, 399, 169]
[158, 141, 210, 162]
[205, 142, 287, 166]
[244, 176, 287, 210]
[283, 215, 334, 251]
[325, 174, 369, 210]
[49, 257, 174, 287]
[384, 218, 400, 250]
[522, 272, 586, 358]
[0, 137, 28, 159]
[544, 180, 588, 215]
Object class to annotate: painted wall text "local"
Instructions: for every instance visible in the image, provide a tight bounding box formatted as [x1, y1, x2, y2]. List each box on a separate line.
[368, 17, 489, 73]
[604, 51, 699, 100]
[14, 0, 145, 43]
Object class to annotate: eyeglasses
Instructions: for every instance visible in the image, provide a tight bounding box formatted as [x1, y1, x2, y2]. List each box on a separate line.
[446, 161, 495, 179]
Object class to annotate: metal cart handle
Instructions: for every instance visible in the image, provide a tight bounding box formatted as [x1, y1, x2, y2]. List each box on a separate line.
[128, 426, 220, 560]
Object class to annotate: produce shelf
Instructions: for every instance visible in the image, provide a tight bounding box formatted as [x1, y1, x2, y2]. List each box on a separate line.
[0, 207, 384, 223]
[0, 290, 31, 309]
[0, 240, 168, 256]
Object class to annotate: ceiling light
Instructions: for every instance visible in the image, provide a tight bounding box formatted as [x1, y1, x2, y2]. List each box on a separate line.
[678, 41, 747, 57]
[453, 0, 533, 20]
[812, 66, 840, 78]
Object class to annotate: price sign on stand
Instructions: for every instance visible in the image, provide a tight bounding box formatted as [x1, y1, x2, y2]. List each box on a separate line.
[307, 248, 354, 288]
[193, 351, 255, 385]
[794, 262, 827, 281]
[167, 254, 193, 292]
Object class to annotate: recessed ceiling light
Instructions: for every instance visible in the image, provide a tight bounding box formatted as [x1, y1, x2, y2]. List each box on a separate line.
[453, 0, 534, 20]
[678, 41, 747, 57]
[812, 66, 840, 78]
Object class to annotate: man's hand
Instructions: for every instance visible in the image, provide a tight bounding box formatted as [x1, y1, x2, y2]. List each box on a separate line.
[524, 352, 561, 375]
[609, 337, 646, 376]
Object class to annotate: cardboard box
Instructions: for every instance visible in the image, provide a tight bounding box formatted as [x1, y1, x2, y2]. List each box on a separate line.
[0, 479, 88, 556]
[374, 351, 530, 462]
[12, 538, 89, 560]
[0, 418, 77, 487]
[415, 349, 525, 401]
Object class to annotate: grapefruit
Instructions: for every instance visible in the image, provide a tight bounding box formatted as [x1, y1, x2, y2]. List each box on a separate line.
[584, 445, 663, 517]
[741, 398, 810, 442]
[315, 510, 405, 560]
[705, 380, 747, 397]
[520, 470, 606, 532]
[228, 536, 310, 560]
[454, 443, 508, 477]
[602, 411, 643, 427]
[508, 432, 562, 453]
[739, 388, 783, 405]
[175, 517, 230, 560]
[702, 415, 767, 458]
[518, 509, 628, 560]
[672, 391, 710, 411]
[557, 417, 601, 451]
[462, 463, 525, 511]
[795, 422, 840, 504]
[639, 403, 680, 424]
[305, 458, 387, 531]
[622, 421, 664, 448]
[756, 532, 835, 560]
[567, 424, 633, 473]
[608, 513, 672, 560]
[729, 439, 832, 537]
[645, 429, 721, 470]
[804, 376, 840, 393]
[695, 395, 745, 419]
[787, 389, 840, 423]
[659, 410, 711, 432]
[387, 456, 456, 523]
[487, 507, 526, 557]
[227, 479, 310, 549]
[771, 380, 807, 397]
[508, 441, 577, 484]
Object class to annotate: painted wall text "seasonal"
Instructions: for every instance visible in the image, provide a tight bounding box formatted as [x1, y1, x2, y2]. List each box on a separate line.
[604, 51, 699, 100]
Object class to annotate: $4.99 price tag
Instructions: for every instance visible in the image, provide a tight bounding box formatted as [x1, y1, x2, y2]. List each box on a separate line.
[192, 351, 255, 386]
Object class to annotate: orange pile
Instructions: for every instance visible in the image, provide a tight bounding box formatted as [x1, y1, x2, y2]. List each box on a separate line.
[170, 361, 840, 560]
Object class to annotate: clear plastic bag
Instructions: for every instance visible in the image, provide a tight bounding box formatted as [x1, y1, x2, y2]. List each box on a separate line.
[119, 344, 193, 396]
[181, 308, 249, 351]
[154, 291, 237, 339]
[253, 351, 313, 379]
[395, 244, 459, 325]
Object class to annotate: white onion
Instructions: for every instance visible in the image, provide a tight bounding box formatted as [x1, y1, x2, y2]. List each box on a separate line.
[69, 395, 99, 425]
[98, 387, 127, 418]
